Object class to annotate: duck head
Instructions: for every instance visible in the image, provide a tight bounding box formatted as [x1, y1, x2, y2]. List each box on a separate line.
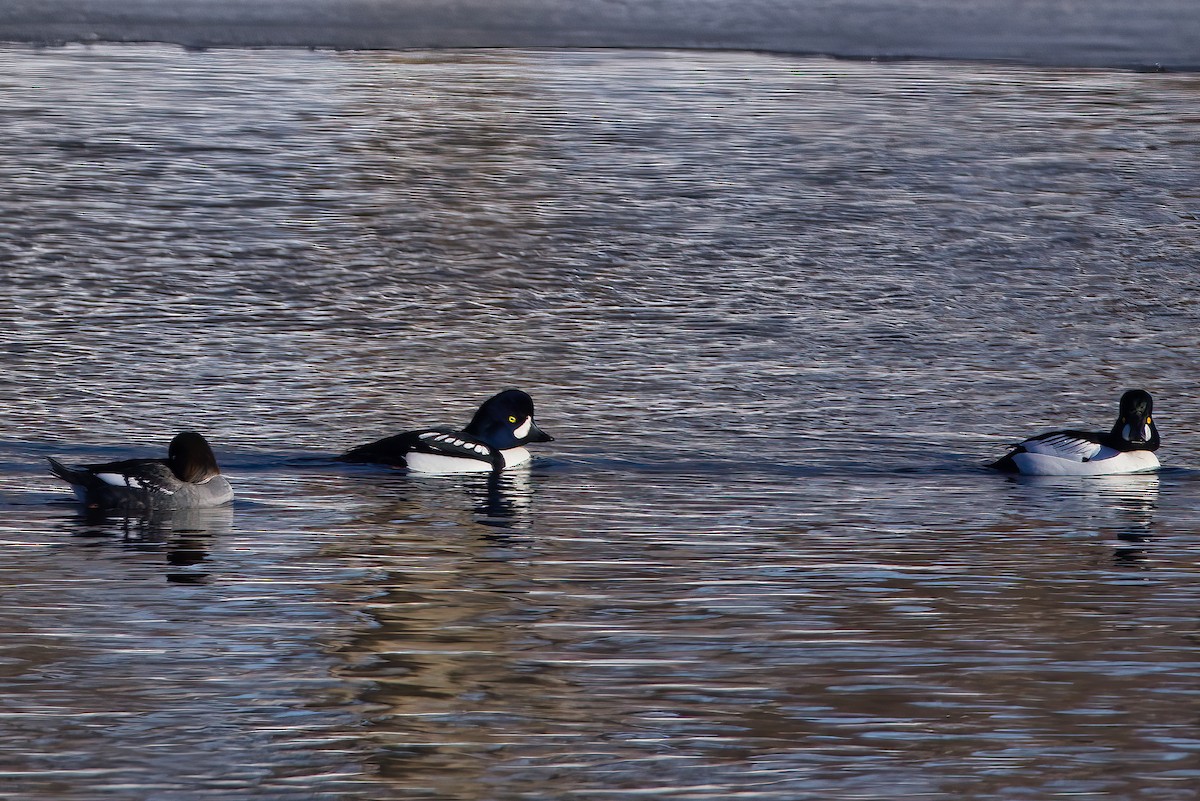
[1111, 389, 1159, 449]
[168, 431, 223, 482]
[464, 390, 554, 449]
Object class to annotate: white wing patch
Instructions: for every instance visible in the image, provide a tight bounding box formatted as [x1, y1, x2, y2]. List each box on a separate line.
[420, 432, 491, 456]
[1022, 434, 1103, 462]
[94, 471, 176, 495]
[97, 472, 142, 488]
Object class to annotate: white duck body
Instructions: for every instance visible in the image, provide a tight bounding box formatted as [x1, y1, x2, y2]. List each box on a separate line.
[1006, 434, 1160, 476]
[990, 389, 1161, 477]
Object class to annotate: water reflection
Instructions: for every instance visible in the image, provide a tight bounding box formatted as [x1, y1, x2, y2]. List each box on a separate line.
[470, 470, 535, 536]
[340, 465, 539, 540]
[1090, 473, 1160, 548]
[1005, 472, 1160, 562]
[58, 504, 234, 583]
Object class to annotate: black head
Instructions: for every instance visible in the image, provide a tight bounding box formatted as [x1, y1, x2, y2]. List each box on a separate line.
[464, 390, 554, 449]
[167, 431, 222, 482]
[1112, 389, 1158, 448]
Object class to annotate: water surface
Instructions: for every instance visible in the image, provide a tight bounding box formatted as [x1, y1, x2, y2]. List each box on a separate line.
[2, 0, 1199, 68]
[1, 45, 1200, 799]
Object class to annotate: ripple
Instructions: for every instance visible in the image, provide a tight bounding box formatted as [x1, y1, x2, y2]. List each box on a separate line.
[1, 44, 1200, 801]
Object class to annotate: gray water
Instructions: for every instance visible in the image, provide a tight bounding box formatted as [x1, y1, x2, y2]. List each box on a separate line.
[2, 44, 1200, 799]
[3, 0, 1200, 69]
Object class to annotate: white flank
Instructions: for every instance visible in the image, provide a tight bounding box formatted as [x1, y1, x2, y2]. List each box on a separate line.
[406, 452, 494, 474]
[1013, 448, 1159, 476]
[404, 447, 534, 474]
[501, 447, 532, 468]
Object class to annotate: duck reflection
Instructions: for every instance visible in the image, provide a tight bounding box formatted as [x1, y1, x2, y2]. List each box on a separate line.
[62, 504, 234, 583]
[470, 470, 534, 536]
[1015, 472, 1159, 562]
[1090, 473, 1159, 562]
[345, 466, 538, 541]
[322, 475, 556, 785]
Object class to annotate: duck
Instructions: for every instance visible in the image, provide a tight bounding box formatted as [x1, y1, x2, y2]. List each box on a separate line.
[989, 389, 1160, 476]
[48, 431, 234, 512]
[339, 389, 554, 474]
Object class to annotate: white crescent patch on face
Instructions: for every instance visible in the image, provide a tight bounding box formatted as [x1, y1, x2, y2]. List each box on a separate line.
[1122, 423, 1151, 442]
[513, 417, 533, 439]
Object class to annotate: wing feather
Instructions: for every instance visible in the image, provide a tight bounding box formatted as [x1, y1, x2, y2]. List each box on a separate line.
[340, 428, 497, 468]
[416, 432, 494, 460]
[1018, 431, 1104, 461]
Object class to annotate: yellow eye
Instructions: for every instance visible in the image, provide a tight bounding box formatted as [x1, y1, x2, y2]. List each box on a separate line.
[508, 416, 517, 423]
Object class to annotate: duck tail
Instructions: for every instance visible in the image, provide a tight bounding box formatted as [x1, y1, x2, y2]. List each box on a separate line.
[47, 457, 86, 485]
[987, 448, 1022, 473]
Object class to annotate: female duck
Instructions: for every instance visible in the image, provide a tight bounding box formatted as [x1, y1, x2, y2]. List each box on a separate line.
[49, 431, 234, 512]
[989, 389, 1160, 476]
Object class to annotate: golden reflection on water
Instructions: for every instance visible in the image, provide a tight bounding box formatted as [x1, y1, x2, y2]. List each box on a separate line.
[290, 468, 1198, 798]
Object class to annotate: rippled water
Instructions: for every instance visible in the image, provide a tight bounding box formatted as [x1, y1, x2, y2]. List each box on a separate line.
[2, 44, 1200, 799]
[4, 0, 1199, 69]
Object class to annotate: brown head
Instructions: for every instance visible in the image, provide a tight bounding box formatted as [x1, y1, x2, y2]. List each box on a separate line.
[167, 431, 222, 482]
